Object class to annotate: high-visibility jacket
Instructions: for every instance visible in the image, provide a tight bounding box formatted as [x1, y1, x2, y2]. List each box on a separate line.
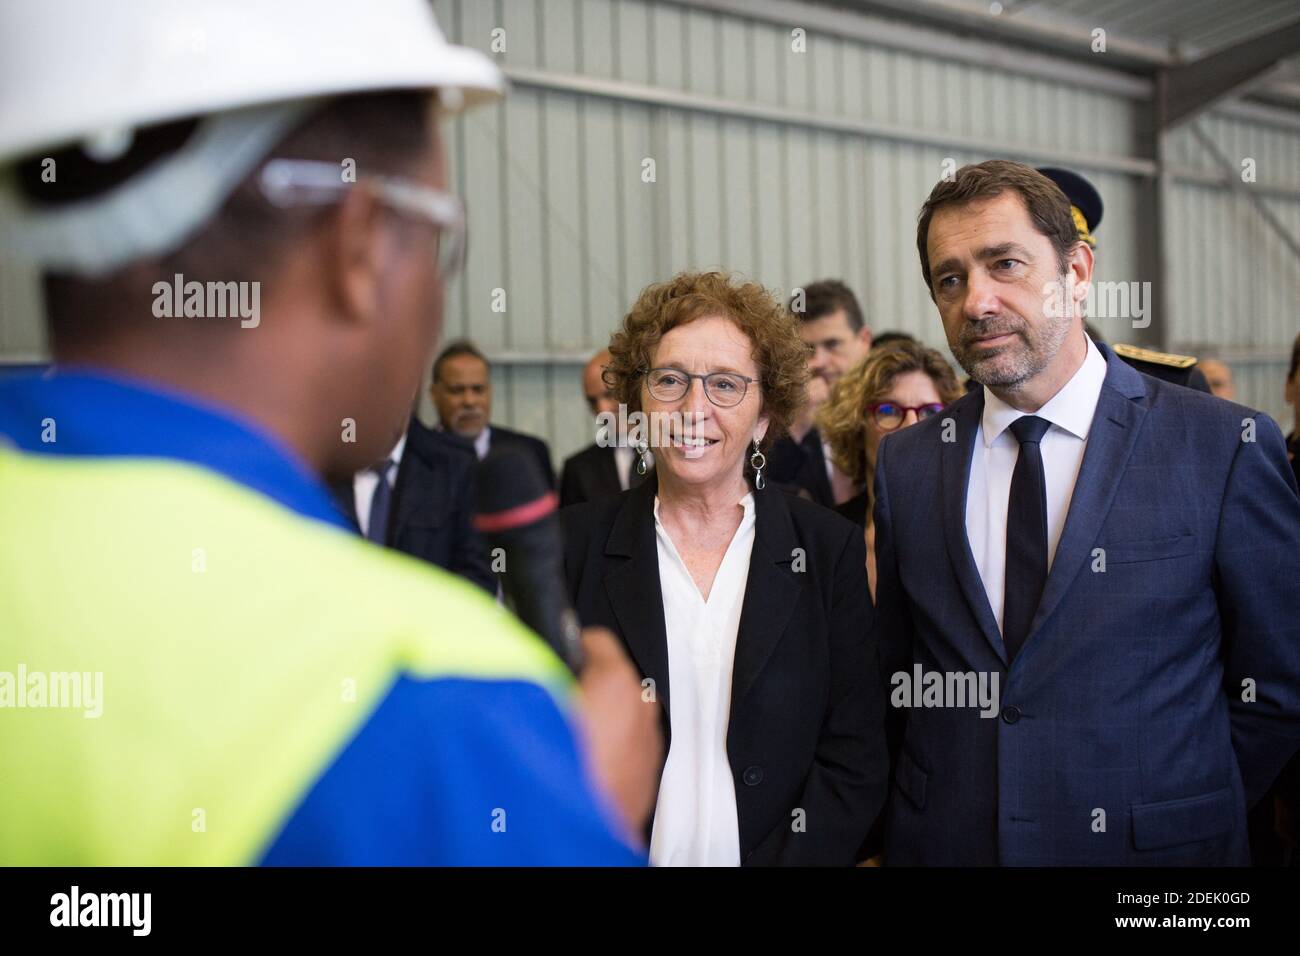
[0, 370, 641, 865]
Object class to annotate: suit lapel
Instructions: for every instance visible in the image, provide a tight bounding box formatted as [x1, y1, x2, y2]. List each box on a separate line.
[1026, 348, 1148, 643]
[602, 479, 673, 717]
[390, 427, 431, 540]
[599, 446, 624, 496]
[731, 486, 800, 711]
[940, 389, 1007, 664]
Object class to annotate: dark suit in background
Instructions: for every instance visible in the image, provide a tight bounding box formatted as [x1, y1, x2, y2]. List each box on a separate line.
[766, 429, 834, 506]
[873, 344, 1300, 865]
[333, 417, 496, 595]
[561, 477, 888, 865]
[484, 424, 555, 489]
[559, 443, 650, 508]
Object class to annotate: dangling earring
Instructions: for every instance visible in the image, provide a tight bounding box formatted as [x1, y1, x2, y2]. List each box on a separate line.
[750, 438, 766, 490]
[635, 440, 649, 476]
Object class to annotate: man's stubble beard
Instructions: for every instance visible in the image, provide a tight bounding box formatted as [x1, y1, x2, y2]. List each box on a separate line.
[955, 290, 1073, 393]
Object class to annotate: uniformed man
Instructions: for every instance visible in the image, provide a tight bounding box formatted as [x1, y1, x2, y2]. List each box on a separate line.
[1037, 166, 1211, 393]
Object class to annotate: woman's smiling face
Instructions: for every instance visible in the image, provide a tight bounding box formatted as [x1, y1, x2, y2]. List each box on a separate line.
[642, 314, 768, 492]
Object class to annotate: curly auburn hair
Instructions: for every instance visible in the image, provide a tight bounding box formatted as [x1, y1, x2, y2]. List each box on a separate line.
[817, 339, 963, 488]
[604, 271, 810, 448]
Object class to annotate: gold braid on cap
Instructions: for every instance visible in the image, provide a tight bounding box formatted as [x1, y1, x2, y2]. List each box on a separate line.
[1070, 205, 1096, 248]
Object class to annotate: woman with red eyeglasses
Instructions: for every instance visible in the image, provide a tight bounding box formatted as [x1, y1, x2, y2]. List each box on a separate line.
[817, 339, 963, 600]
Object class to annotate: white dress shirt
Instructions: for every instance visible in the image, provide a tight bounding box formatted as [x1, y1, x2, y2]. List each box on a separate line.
[613, 444, 634, 491]
[650, 492, 756, 867]
[352, 432, 407, 538]
[473, 425, 491, 460]
[965, 337, 1108, 633]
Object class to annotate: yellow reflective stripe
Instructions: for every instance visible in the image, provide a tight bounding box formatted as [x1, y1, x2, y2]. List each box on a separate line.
[0, 450, 569, 864]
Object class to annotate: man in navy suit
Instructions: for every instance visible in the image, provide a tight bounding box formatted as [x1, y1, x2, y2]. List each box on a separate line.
[873, 159, 1300, 865]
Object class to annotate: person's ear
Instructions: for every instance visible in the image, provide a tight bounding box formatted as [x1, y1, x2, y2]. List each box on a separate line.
[323, 182, 388, 326]
[1068, 241, 1094, 305]
[858, 326, 874, 350]
[754, 415, 770, 446]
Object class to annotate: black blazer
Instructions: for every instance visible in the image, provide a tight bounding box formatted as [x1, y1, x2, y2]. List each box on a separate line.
[332, 418, 496, 594]
[560, 476, 889, 865]
[559, 442, 651, 508]
[766, 428, 834, 507]
[487, 424, 556, 489]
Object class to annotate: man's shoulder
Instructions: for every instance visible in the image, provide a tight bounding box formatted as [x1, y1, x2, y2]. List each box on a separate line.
[492, 423, 551, 452]
[562, 441, 608, 470]
[1135, 371, 1256, 422]
[410, 418, 475, 464]
[1126, 371, 1284, 458]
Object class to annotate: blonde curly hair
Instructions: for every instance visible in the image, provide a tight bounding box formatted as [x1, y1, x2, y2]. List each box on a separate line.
[604, 271, 810, 449]
[817, 339, 963, 487]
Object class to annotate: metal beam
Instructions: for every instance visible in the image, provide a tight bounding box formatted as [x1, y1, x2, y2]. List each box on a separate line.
[502, 66, 1300, 201]
[1189, 120, 1300, 263]
[660, 0, 1152, 99]
[502, 66, 1158, 177]
[1161, 16, 1300, 128]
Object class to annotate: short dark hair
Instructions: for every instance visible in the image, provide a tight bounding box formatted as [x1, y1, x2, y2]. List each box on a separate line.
[871, 330, 917, 348]
[790, 279, 865, 332]
[32, 90, 434, 350]
[1289, 332, 1300, 382]
[432, 339, 489, 382]
[915, 159, 1078, 293]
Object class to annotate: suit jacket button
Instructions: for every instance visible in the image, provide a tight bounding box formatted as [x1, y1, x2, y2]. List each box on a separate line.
[1001, 705, 1021, 724]
[743, 766, 764, 786]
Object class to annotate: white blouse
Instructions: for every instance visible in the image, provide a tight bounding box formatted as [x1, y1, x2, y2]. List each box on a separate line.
[649, 492, 756, 867]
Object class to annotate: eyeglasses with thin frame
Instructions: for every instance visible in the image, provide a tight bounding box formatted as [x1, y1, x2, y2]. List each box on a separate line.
[868, 401, 945, 431]
[642, 367, 757, 408]
[257, 158, 467, 279]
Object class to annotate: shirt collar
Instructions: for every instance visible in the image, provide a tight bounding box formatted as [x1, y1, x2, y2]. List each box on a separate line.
[0, 368, 349, 529]
[474, 425, 491, 460]
[388, 430, 408, 468]
[981, 335, 1108, 446]
[653, 491, 756, 526]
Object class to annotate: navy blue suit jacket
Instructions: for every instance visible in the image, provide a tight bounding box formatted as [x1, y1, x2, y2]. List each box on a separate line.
[873, 343, 1300, 865]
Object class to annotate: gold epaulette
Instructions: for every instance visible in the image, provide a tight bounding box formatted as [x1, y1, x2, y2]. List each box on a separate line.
[1112, 343, 1198, 369]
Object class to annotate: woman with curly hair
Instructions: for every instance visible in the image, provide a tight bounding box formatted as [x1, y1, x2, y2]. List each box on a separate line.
[561, 271, 888, 866]
[817, 339, 963, 599]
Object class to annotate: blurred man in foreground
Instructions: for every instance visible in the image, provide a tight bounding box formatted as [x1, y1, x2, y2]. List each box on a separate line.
[0, 0, 658, 865]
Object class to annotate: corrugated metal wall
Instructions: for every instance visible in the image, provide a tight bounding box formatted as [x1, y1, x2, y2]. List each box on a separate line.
[429, 0, 1156, 467]
[2, 0, 1297, 466]
[1165, 113, 1300, 421]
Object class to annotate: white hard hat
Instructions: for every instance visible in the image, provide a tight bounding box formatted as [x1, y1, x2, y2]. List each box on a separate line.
[0, 0, 504, 163]
[0, 0, 504, 276]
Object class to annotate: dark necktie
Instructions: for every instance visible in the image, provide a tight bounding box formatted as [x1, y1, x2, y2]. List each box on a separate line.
[1003, 415, 1051, 661]
[366, 459, 394, 545]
